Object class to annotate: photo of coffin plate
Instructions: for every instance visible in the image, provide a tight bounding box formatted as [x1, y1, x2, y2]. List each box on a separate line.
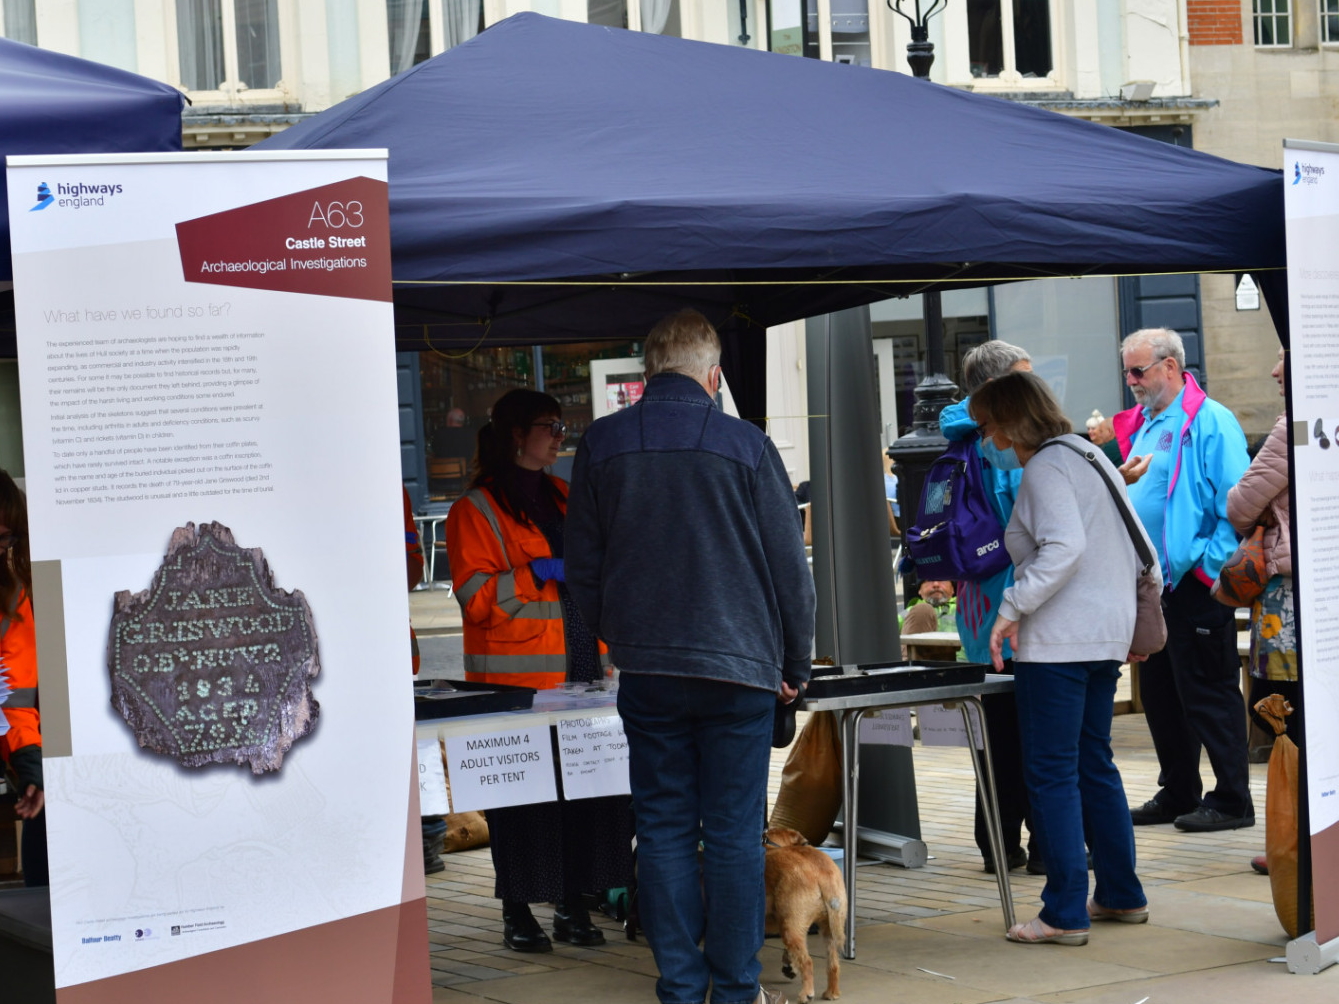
[108, 521, 320, 774]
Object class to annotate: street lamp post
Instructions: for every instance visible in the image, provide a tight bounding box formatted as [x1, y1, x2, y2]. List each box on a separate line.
[884, 0, 958, 606]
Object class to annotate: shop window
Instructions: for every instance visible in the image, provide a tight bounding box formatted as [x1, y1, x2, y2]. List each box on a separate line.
[831, 0, 872, 66]
[769, 0, 816, 56]
[418, 342, 644, 498]
[2, 0, 37, 44]
[1254, 0, 1291, 45]
[967, 0, 1052, 78]
[1325, 0, 1339, 42]
[176, 0, 281, 93]
[589, 0, 627, 28]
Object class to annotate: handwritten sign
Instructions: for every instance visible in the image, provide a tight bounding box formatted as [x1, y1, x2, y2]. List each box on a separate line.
[858, 709, 913, 746]
[443, 725, 556, 812]
[556, 714, 631, 800]
[416, 738, 450, 816]
[916, 703, 984, 749]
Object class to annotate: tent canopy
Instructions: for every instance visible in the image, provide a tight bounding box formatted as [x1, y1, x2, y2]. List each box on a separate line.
[0, 36, 186, 283]
[258, 13, 1285, 350]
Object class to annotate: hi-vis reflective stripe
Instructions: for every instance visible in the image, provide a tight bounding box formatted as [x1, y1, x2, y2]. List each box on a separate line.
[464, 652, 566, 677]
[460, 489, 561, 621]
[455, 572, 491, 603]
[5, 687, 37, 708]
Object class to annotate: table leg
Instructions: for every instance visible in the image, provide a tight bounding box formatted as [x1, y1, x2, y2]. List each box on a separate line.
[958, 696, 1015, 930]
[840, 709, 862, 960]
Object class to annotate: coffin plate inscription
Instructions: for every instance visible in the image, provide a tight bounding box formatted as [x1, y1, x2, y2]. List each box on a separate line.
[108, 522, 320, 773]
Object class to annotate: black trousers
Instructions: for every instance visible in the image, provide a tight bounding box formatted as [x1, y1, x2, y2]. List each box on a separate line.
[972, 684, 1034, 859]
[1139, 576, 1252, 816]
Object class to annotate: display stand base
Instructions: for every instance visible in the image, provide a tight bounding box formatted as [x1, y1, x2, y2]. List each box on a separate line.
[1286, 930, 1339, 974]
[853, 826, 928, 869]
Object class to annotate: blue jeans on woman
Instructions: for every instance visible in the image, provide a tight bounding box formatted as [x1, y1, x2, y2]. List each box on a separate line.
[617, 672, 776, 1004]
[1014, 660, 1146, 931]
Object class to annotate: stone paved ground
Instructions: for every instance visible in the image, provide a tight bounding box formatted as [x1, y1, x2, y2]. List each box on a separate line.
[422, 706, 1336, 1004]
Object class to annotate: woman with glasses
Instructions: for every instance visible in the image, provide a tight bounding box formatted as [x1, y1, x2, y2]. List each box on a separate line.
[446, 389, 632, 953]
[972, 372, 1151, 946]
[0, 469, 46, 886]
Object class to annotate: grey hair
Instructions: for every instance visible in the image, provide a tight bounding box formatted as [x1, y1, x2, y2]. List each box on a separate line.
[961, 340, 1031, 394]
[643, 308, 721, 381]
[1122, 328, 1185, 370]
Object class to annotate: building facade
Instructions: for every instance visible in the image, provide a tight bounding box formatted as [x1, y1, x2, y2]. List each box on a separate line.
[0, 0, 1302, 487]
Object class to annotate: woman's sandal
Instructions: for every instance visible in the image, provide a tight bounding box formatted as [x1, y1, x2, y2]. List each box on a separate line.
[1087, 899, 1149, 924]
[1005, 916, 1089, 946]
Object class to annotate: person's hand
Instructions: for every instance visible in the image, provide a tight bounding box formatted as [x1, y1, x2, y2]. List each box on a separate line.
[989, 615, 1019, 671]
[779, 680, 803, 704]
[1119, 453, 1152, 485]
[1127, 651, 1149, 664]
[15, 784, 44, 820]
[530, 557, 565, 583]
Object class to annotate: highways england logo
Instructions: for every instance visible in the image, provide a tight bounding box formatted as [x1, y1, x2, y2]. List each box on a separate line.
[29, 179, 124, 211]
[1295, 161, 1325, 187]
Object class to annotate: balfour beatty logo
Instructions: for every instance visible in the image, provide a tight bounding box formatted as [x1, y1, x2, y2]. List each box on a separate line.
[1295, 161, 1325, 186]
[31, 179, 124, 211]
[976, 539, 1000, 557]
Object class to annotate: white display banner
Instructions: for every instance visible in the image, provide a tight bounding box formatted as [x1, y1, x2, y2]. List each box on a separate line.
[556, 713, 631, 799]
[1284, 138, 1339, 944]
[444, 725, 557, 812]
[858, 708, 914, 746]
[915, 703, 984, 749]
[7, 151, 411, 988]
[417, 737, 451, 817]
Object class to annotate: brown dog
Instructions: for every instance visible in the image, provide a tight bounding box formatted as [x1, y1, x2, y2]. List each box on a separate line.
[763, 826, 846, 1002]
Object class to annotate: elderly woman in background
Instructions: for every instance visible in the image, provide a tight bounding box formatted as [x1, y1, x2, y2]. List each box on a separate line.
[938, 341, 1038, 875]
[1226, 347, 1295, 876]
[974, 372, 1152, 945]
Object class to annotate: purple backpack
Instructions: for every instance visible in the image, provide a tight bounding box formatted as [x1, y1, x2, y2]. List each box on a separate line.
[905, 436, 1011, 581]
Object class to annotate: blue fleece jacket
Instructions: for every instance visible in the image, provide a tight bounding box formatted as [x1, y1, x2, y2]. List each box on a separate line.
[939, 398, 1022, 664]
[565, 373, 816, 691]
[1115, 374, 1249, 589]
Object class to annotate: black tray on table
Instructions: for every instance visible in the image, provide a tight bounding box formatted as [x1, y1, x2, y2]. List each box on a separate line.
[413, 680, 536, 719]
[804, 660, 987, 700]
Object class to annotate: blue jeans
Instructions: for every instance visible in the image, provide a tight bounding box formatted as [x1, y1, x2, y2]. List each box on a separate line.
[618, 673, 776, 1004]
[1014, 660, 1145, 931]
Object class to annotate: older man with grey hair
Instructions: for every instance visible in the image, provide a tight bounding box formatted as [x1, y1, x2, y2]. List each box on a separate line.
[1113, 327, 1253, 832]
[566, 308, 814, 1004]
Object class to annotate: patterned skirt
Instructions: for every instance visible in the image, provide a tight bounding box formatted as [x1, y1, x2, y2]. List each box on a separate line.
[1249, 574, 1298, 682]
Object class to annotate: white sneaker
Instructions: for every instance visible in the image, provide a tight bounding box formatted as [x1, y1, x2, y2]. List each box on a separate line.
[756, 989, 788, 1004]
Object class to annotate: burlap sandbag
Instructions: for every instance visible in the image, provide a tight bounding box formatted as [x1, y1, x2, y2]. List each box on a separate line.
[439, 739, 490, 853]
[1255, 694, 1312, 938]
[768, 710, 843, 847]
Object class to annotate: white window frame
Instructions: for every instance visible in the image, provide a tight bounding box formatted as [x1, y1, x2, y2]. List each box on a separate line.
[167, 0, 296, 105]
[942, 0, 1063, 90]
[1253, 0, 1293, 46]
[1321, 0, 1339, 43]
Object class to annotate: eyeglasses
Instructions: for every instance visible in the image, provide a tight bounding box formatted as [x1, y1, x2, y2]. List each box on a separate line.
[0, 532, 19, 550]
[1122, 357, 1166, 380]
[531, 420, 567, 438]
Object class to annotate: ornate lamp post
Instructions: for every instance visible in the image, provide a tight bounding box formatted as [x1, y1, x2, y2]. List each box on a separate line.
[885, 0, 958, 604]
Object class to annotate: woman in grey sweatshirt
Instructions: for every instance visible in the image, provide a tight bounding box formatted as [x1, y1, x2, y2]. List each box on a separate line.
[971, 371, 1152, 947]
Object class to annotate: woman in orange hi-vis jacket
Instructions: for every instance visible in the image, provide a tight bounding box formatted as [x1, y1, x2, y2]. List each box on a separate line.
[446, 389, 632, 954]
[0, 469, 46, 886]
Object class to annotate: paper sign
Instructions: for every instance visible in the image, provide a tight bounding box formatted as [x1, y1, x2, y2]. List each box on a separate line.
[556, 714, 631, 800]
[916, 703, 984, 749]
[444, 725, 556, 812]
[416, 737, 450, 816]
[858, 709, 914, 746]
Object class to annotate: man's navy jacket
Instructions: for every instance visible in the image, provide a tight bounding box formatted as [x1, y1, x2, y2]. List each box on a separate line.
[565, 372, 815, 692]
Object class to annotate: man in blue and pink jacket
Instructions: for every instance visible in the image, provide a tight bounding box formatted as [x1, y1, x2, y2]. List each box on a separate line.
[1115, 328, 1252, 833]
